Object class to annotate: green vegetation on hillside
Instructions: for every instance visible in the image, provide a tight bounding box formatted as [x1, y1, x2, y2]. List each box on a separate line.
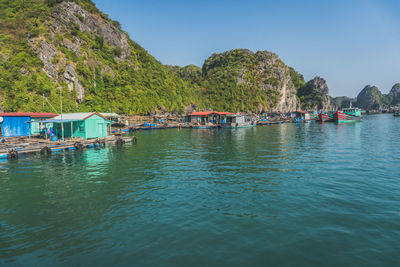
[199, 49, 298, 112]
[0, 0, 329, 114]
[0, 0, 201, 114]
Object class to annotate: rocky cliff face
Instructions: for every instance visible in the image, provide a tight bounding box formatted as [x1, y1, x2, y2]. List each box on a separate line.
[200, 49, 299, 113]
[255, 51, 298, 112]
[389, 83, 400, 97]
[356, 85, 384, 110]
[388, 83, 400, 106]
[297, 76, 331, 110]
[51, 2, 130, 60]
[27, 1, 131, 103]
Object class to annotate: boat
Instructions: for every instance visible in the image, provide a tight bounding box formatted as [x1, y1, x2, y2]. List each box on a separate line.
[318, 111, 335, 122]
[393, 107, 400, 117]
[194, 125, 211, 129]
[193, 124, 219, 129]
[333, 108, 362, 123]
[222, 114, 257, 128]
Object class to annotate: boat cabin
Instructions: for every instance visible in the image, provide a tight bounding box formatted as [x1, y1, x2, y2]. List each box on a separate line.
[342, 108, 361, 117]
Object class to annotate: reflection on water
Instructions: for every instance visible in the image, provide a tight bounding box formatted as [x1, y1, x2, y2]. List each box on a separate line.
[1, 115, 400, 266]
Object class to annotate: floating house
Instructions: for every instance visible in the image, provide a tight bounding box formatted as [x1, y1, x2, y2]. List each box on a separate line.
[185, 111, 234, 124]
[0, 113, 57, 137]
[32, 113, 111, 140]
[222, 114, 257, 128]
[290, 111, 311, 121]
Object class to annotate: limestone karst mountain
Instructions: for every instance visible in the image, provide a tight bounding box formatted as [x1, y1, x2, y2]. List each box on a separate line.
[0, 0, 331, 114]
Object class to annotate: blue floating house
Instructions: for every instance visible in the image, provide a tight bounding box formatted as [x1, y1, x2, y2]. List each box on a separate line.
[0, 113, 57, 137]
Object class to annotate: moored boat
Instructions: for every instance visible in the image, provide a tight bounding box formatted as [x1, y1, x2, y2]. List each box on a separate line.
[393, 107, 400, 117]
[193, 124, 219, 129]
[194, 125, 212, 129]
[318, 111, 334, 122]
[334, 108, 362, 123]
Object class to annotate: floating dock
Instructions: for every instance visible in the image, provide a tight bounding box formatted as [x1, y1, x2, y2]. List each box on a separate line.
[0, 136, 137, 160]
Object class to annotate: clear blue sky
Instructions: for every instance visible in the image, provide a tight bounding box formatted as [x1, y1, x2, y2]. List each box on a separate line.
[93, 0, 400, 97]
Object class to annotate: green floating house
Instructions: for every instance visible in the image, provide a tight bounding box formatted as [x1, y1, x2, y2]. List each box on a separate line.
[34, 112, 111, 140]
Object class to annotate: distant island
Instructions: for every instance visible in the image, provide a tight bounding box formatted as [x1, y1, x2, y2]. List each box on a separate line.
[0, 0, 397, 114]
[332, 84, 400, 110]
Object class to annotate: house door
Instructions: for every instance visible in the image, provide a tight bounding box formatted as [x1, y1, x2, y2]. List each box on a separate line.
[98, 123, 103, 137]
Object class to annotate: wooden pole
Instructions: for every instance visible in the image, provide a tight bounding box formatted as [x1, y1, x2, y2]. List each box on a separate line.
[60, 88, 64, 141]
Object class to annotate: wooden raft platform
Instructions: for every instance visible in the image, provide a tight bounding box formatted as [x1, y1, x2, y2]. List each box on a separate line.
[0, 136, 137, 160]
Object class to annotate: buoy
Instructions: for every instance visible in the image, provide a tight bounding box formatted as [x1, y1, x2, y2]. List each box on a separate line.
[94, 140, 101, 148]
[100, 140, 106, 148]
[74, 142, 83, 150]
[7, 149, 18, 160]
[116, 138, 125, 145]
[40, 146, 52, 155]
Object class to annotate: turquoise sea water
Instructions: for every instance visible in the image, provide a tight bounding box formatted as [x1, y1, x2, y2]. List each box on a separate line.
[0, 114, 399, 266]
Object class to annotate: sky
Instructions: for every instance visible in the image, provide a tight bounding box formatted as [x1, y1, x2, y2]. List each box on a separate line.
[92, 0, 400, 97]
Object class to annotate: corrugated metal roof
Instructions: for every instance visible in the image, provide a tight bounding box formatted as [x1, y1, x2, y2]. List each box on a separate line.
[0, 112, 58, 118]
[52, 112, 106, 121]
[188, 111, 235, 116]
[215, 112, 234, 115]
[29, 119, 79, 123]
[100, 113, 120, 118]
[188, 111, 215, 116]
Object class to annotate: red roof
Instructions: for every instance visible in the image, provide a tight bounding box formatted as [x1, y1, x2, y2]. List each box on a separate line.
[83, 112, 107, 120]
[188, 111, 234, 116]
[215, 112, 234, 115]
[0, 112, 58, 118]
[188, 111, 215, 116]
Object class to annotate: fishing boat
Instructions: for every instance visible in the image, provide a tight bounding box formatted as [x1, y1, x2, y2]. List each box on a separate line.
[393, 107, 400, 117]
[318, 111, 335, 122]
[222, 114, 257, 128]
[333, 108, 362, 123]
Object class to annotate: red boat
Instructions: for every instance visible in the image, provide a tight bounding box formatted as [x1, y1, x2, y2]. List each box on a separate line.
[333, 108, 362, 123]
[318, 112, 334, 122]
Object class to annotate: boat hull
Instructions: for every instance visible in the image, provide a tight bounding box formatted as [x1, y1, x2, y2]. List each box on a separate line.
[334, 111, 362, 123]
[318, 113, 334, 122]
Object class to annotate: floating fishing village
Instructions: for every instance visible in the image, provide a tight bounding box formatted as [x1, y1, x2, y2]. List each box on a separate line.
[2, 0, 400, 266]
[1, 106, 399, 161]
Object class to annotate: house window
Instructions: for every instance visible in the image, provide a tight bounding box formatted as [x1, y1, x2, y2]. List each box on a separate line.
[79, 126, 84, 132]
